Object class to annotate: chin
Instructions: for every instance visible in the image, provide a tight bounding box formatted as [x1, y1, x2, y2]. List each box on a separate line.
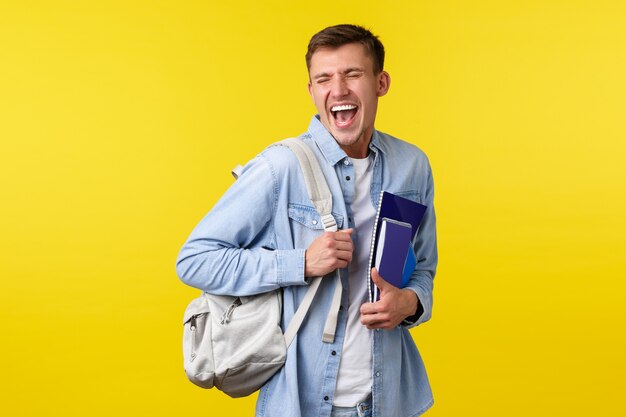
[321, 117, 364, 146]
[331, 126, 361, 144]
[332, 132, 360, 147]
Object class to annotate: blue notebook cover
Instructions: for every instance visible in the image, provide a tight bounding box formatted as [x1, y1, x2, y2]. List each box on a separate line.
[402, 248, 417, 288]
[368, 191, 428, 302]
[373, 218, 413, 301]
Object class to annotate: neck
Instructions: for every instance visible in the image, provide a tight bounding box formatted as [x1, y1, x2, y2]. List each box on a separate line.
[341, 144, 369, 158]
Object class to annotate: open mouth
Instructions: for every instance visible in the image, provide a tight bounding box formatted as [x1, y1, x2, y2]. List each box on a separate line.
[331, 104, 358, 127]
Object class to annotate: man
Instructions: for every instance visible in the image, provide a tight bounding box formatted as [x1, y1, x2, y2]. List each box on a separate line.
[177, 24, 437, 417]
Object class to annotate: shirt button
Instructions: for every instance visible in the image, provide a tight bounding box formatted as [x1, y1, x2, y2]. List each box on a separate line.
[331, 350, 337, 356]
[376, 372, 380, 377]
[343, 159, 350, 165]
[324, 396, 329, 401]
[345, 176, 351, 181]
[311, 220, 318, 225]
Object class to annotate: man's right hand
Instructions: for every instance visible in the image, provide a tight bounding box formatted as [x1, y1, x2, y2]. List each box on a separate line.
[304, 229, 353, 277]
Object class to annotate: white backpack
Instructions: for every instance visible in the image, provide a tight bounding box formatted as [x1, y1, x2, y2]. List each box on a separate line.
[182, 138, 343, 397]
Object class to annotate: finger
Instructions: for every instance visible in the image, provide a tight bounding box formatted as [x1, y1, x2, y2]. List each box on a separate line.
[360, 302, 379, 315]
[335, 252, 353, 264]
[371, 267, 394, 292]
[334, 240, 354, 252]
[359, 312, 378, 326]
[335, 251, 353, 263]
[335, 259, 349, 269]
[360, 310, 393, 327]
[334, 230, 354, 241]
[361, 313, 391, 329]
[366, 321, 394, 330]
[335, 242, 354, 253]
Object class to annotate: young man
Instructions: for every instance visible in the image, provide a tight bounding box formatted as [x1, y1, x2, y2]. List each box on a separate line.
[177, 24, 437, 417]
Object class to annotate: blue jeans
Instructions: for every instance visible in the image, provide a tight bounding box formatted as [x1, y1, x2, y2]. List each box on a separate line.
[330, 397, 372, 417]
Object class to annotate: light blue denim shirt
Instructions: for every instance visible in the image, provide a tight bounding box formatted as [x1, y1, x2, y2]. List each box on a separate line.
[177, 116, 437, 417]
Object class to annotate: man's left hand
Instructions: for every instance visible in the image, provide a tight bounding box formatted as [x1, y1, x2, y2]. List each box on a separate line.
[359, 267, 419, 330]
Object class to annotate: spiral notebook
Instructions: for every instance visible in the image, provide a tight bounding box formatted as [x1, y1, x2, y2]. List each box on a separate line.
[368, 191, 428, 302]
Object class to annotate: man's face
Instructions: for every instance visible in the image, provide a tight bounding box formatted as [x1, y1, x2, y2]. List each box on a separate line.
[308, 43, 390, 158]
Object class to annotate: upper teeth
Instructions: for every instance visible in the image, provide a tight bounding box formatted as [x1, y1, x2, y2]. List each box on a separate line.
[331, 105, 357, 112]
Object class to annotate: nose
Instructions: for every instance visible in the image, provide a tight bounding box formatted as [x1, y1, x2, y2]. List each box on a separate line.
[330, 77, 349, 98]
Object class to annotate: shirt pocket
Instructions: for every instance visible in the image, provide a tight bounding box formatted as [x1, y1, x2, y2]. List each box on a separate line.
[287, 203, 344, 248]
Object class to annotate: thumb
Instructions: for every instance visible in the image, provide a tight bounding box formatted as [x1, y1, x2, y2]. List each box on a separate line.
[371, 267, 392, 294]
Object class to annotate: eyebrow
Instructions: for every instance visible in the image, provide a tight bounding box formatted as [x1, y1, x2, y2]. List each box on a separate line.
[343, 67, 365, 74]
[312, 67, 365, 80]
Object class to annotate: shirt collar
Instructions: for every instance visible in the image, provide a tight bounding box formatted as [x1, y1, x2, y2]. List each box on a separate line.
[307, 115, 386, 165]
[369, 129, 386, 155]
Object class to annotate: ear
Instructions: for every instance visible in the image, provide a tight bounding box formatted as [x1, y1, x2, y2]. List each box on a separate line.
[307, 80, 313, 98]
[377, 71, 391, 97]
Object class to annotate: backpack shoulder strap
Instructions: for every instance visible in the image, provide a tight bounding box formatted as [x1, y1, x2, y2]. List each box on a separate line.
[274, 138, 337, 232]
[269, 138, 343, 346]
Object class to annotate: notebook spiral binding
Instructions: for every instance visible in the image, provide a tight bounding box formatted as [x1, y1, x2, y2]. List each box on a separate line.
[367, 190, 386, 303]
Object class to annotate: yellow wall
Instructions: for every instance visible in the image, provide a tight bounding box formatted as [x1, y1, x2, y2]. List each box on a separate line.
[1, 1, 625, 415]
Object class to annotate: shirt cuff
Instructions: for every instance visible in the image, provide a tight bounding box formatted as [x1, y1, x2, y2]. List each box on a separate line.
[401, 288, 424, 326]
[276, 249, 307, 287]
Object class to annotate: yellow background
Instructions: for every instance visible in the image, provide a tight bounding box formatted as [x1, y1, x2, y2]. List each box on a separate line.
[1, 1, 625, 416]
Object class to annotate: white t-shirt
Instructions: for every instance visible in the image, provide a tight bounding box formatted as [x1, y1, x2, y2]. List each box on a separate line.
[333, 154, 376, 406]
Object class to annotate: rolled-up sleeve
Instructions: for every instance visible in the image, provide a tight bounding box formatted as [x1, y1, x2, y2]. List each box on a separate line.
[403, 163, 437, 328]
